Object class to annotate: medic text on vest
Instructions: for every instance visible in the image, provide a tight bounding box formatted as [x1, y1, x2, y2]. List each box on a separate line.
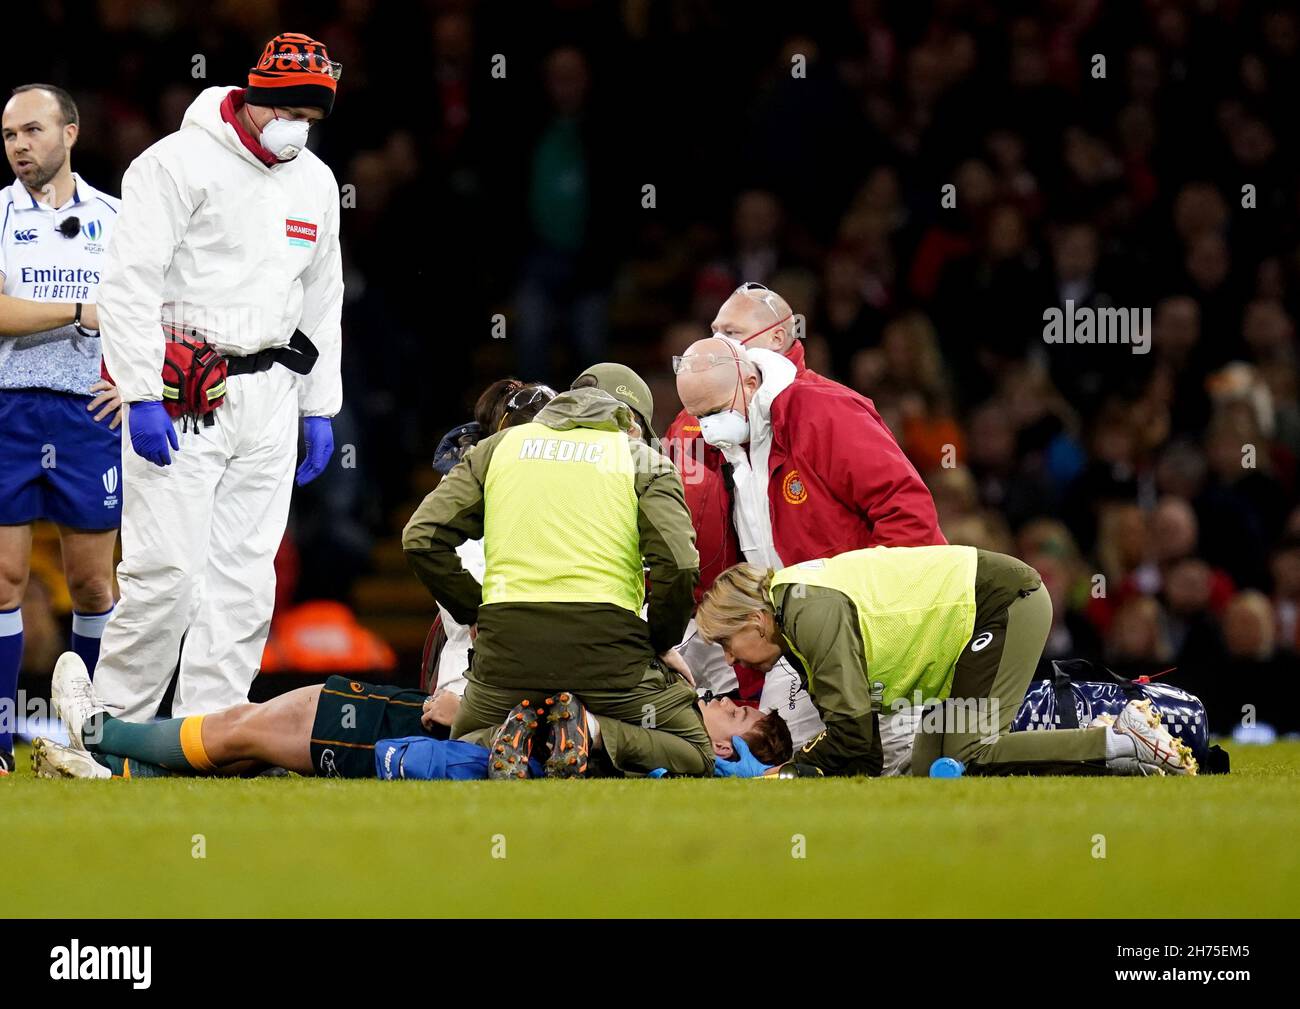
[518, 438, 606, 464]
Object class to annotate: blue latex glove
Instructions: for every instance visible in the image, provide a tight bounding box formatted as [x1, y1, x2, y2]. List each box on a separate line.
[296, 416, 334, 485]
[712, 736, 773, 778]
[128, 401, 178, 466]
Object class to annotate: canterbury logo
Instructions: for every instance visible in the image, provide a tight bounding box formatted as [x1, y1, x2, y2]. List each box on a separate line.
[970, 631, 994, 652]
[101, 467, 118, 494]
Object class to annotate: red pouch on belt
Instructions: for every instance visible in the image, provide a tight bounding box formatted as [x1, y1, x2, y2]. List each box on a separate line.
[162, 336, 228, 428]
[100, 326, 229, 430]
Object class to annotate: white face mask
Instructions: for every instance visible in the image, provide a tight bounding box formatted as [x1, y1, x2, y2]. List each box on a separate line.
[698, 409, 750, 449]
[260, 114, 311, 160]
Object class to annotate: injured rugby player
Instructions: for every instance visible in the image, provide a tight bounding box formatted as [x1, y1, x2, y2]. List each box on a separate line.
[31, 652, 792, 780]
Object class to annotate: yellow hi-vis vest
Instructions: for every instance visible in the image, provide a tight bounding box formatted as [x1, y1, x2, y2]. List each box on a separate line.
[769, 546, 978, 706]
[482, 422, 644, 613]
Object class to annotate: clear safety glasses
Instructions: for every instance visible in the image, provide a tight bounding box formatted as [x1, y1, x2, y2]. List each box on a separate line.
[265, 51, 344, 81]
[505, 383, 557, 412]
[726, 282, 793, 345]
[734, 281, 784, 320]
[672, 351, 741, 375]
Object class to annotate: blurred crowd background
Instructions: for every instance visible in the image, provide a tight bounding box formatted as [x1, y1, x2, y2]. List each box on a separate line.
[8, 0, 1298, 731]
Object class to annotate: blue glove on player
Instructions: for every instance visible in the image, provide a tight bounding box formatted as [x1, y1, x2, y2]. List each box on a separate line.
[713, 736, 773, 778]
[128, 401, 179, 467]
[295, 416, 334, 485]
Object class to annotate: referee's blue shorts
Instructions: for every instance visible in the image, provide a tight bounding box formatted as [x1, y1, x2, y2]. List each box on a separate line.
[0, 389, 122, 530]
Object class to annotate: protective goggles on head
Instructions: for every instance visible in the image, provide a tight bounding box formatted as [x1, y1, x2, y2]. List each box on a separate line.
[267, 50, 344, 81]
[504, 383, 557, 414]
[726, 281, 793, 345]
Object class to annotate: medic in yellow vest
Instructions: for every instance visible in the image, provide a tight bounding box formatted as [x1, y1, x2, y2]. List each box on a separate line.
[402, 377, 707, 768]
[695, 547, 1198, 777]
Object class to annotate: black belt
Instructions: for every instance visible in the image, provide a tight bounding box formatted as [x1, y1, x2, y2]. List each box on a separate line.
[225, 329, 319, 377]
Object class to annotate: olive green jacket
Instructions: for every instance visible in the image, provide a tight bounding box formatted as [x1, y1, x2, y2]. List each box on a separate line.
[774, 549, 1040, 776]
[402, 389, 700, 690]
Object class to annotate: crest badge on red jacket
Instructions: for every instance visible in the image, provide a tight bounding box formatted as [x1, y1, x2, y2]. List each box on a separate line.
[781, 469, 808, 505]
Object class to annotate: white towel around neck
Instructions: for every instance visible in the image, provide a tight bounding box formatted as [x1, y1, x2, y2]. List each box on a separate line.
[716, 348, 797, 569]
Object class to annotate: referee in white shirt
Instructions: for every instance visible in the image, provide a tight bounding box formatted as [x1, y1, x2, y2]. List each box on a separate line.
[0, 84, 121, 772]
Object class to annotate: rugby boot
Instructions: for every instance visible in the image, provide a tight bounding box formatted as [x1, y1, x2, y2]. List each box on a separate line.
[31, 737, 111, 779]
[543, 692, 590, 779]
[1098, 699, 1198, 776]
[50, 652, 103, 752]
[487, 699, 544, 780]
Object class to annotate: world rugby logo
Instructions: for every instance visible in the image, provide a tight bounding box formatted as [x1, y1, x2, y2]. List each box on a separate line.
[102, 466, 119, 509]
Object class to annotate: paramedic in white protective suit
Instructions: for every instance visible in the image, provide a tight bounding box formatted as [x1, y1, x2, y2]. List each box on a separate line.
[88, 33, 344, 719]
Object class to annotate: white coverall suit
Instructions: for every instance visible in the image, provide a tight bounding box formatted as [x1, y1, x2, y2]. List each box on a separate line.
[94, 85, 343, 719]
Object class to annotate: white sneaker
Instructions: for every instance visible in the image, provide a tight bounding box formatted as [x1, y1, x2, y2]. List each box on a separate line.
[31, 737, 111, 779]
[1105, 699, 1198, 776]
[50, 651, 103, 752]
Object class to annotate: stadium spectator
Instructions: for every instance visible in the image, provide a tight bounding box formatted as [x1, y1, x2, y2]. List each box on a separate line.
[510, 46, 611, 383]
[1270, 534, 1300, 656]
[1162, 557, 1230, 672]
[1106, 596, 1174, 676]
[1016, 518, 1103, 670]
[1210, 588, 1292, 734]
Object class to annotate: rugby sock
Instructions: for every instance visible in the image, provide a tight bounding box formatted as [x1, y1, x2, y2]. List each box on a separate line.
[1103, 726, 1138, 763]
[94, 753, 172, 778]
[70, 606, 113, 678]
[0, 607, 22, 756]
[88, 713, 217, 773]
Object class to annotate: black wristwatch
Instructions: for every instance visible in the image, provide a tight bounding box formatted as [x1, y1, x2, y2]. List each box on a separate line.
[73, 302, 97, 338]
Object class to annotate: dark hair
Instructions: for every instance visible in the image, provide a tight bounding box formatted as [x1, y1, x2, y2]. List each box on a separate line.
[11, 83, 79, 127]
[474, 378, 522, 432]
[473, 378, 553, 434]
[741, 711, 793, 766]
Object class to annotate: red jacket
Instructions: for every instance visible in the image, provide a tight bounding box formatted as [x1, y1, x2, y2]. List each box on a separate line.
[664, 341, 945, 598]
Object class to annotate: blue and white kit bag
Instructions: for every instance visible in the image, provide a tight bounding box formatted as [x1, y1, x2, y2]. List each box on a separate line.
[1013, 659, 1229, 773]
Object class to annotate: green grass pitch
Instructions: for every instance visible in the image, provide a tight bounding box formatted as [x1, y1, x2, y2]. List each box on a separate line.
[8, 741, 1299, 918]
